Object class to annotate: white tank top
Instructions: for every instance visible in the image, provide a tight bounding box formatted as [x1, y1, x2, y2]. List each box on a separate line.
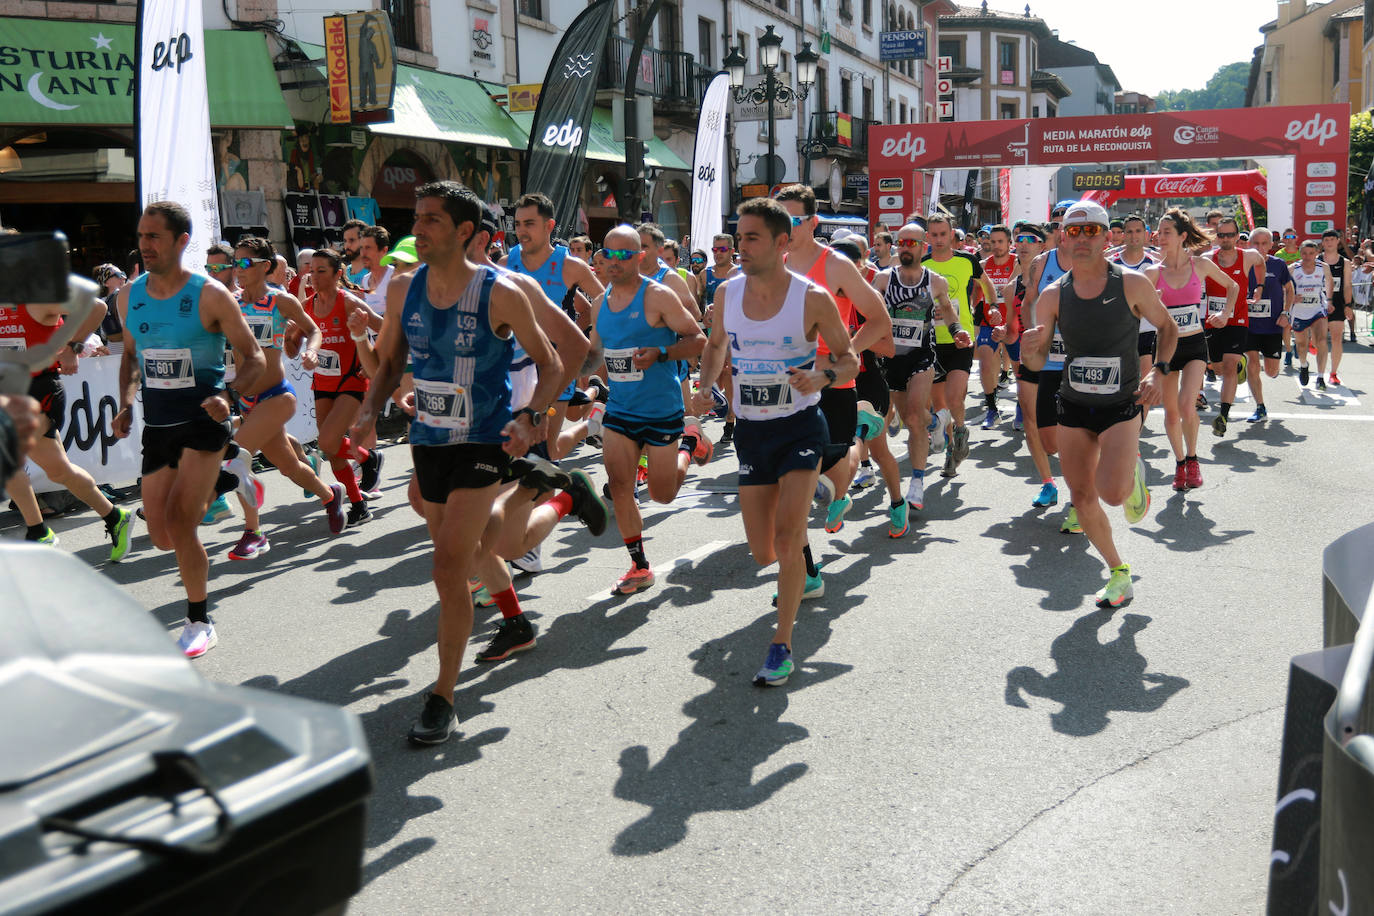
[1290, 263, 1327, 320]
[724, 269, 821, 421]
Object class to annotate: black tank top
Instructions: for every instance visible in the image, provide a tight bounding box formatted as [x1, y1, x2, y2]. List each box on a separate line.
[1057, 263, 1140, 407]
[1324, 255, 1347, 308]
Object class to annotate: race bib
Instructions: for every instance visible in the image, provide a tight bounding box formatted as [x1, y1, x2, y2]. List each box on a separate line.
[246, 315, 274, 346]
[1068, 356, 1122, 396]
[1300, 292, 1321, 308]
[1332, 276, 1342, 293]
[891, 318, 925, 346]
[1249, 298, 1271, 318]
[1207, 295, 1227, 315]
[737, 372, 794, 413]
[315, 348, 341, 377]
[1049, 331, 1067, 358]
[0, 337, 26, 352]
[141, 347, 194, 390]
[1168, 304, 1201, 334]
[604, 346, 644, 383]
[413, 378, 473, 431]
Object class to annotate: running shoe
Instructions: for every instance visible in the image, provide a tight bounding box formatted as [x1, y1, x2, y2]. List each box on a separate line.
[108, 507, 135, 562]
[1061, 505, 1082, 534]
[980, 407, 998, 430]
[1032, 481, 1058, 508]
[905, 475, 925, 509]
[951, 426, 971, 468]
[228, 529, 269, 560]
[227, 452, 263, 509]
[566, 469, 609, 537]
[888, 413, 903, 437]
[201, 495, 231, 526]
[586, 401, 606, 440]
[585, 376, 609, 403]
[1211, 414, 1228, 437]
[324, 484, 346, 535]
[1236, 356, 1247, 385]
[1195, 393, 1209, 411]
[1013, 404, 1023, 431]
[824, 495, 852, 533]
[360, 450, 385, 498]
[345, 502, 372, 527]
[855, 405, 885, 441]
[852, 465, 877, 490]
[931, 408, 952, 454]
[1185, 457, 1203, 489]
[997, 369, 1011, 389]
[407, 692, 456, 745]
[1330, 372, 1342, 387]
[1094, 564, 1134, 608]
[1124, 453, 1151, 525]
[1205, 368, 1217, 384]
[682, 416, 713, 466]
[176, 619, 217, 659]
[471, 583, 496, 608]
[753, 643, 794, 687]
[304, 448, 322, 498]
[1246, 404, 1268, 423]
[773, 571, 826, 605]
[512, 545, 543, 574]
[1283, 350, 1293, 369]
[475, 614, 536, 662]
[31, 527, 59, 547]
[710, 385, 729, 416]
[614, 565, 655, 595]
[719, 421, 734, 444]
[813, 473, 836, 507]
[1299, 365, 1310, 387]
[940, 443, 958, 478]
[1172, 462, 1188, 492]
[1316, 376, 1327, 391]
[887, 500, 910, 538]
[519, 455, 571, 495]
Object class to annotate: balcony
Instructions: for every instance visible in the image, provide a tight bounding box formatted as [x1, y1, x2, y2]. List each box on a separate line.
[803, 111, 878, 159]
[598, 36, 713, 111]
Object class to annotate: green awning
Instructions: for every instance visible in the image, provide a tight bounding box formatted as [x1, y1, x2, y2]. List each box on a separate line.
[510, 108, 690, 171]
[0, 17, 293, 128]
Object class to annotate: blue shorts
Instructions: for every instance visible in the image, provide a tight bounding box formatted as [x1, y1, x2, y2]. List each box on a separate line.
[974, 325, 1020, 361]
[1291, 313, 1327, 333]
[239, 378, 296, 414]
[602, 411, 685, 447]
[735, 405, 829, 487]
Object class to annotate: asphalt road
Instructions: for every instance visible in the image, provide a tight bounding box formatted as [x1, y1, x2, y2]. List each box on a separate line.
[10, 335, 1374, 914]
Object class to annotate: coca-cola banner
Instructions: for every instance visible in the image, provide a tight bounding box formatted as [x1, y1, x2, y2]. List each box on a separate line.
[870, 105, 1349, 235]
[1082, 170, 1270, 210]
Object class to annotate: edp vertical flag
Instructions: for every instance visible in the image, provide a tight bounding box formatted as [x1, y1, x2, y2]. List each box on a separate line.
[136, 0, 219, 266]
[523, 0, 616, 237]
[690, 73, 730, 253]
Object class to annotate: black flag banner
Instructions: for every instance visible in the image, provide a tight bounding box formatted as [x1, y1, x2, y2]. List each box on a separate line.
[522, 0, 616, 236]
[960, 169, 978, 233]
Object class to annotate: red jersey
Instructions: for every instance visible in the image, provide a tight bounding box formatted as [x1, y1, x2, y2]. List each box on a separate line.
[1206, 250, 1251, 328]
[305, 289, 369, 395]
[980, 255, 1016, 326]
[0, 305, 62, 375]
[803, 247, 856, 390]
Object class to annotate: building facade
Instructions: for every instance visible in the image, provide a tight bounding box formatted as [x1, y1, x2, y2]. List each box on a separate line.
[1246, 0, 1364, 113]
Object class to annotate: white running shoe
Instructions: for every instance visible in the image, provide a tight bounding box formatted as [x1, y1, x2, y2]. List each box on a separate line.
[227, 452, 263, 509]
[813, 473, 836, 507]
[852, 465, 877, 490]
[512, 545, 543, 574]
[905, 475, 925, 509]
[587, 401, 606, 438]
[176, 619, 218, 659]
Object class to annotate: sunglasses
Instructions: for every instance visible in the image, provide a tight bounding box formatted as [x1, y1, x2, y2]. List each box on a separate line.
[1062, 224, 1104, 238]
[1283, 234, 1298, 240]
[690, 257, 706, 265]
[712, 245, 732, 253]
[205, 263, 233, 273]
[896, 239, 923, 249]
[1047, 222, 1060, 231]
[1015, 235, 1042, 244]
[789, 216, 808, 227]
[232, 257, 272, 269]
[601, 248, 636, 261]
[1216, 232, 1238, 239]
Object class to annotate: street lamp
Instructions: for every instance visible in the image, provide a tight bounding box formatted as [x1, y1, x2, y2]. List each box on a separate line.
[726, 27, 816, 193]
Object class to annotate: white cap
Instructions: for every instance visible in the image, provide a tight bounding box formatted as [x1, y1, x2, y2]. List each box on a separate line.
[1062, 201, 1110, 228]
[830, 228, 853, 242]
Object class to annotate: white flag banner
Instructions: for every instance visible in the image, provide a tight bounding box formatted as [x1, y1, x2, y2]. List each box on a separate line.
[690, 73, 731, 253]
[137, 0, 219, 265]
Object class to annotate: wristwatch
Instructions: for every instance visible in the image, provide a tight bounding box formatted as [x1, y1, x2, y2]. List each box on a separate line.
[656, 346, 670, 363]
[514, 406, 545, 427]
[1152, 360, 1172, 377]
[822, 368, 837, 388]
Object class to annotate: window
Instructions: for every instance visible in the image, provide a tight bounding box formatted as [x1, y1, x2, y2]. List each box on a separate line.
[517, 0, 543, 19]
[662, 2, 681, 53]
[863, 0, 872, 28]
[1032, 105, 1040, 118]
[385, 0, 418, 49]
[737, 31, 749, 62]
[776, 0, 788, 10]
[899, 101, 907, 123]
[840, 77, 851, 117]
[1265, 70, 1273, 103]
[816, 66, 828, 113]
[863, 84, 873, 121]
[698, 18, 715, 69]
[1000, 101, 1017, 119]
[1333, 32, 1341, 86]
[939, 39, 962, 68]
[838, 0, 852, 22]
[998, 39, 1017, 84]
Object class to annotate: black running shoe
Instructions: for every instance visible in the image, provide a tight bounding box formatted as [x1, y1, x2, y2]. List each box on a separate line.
[475, 614, 536, 662]
[407, 692, 456, 745]
[359, 449, 384, 493]
[720, 421, 734, 444]
[346, 502, 372, 527]
[521, 455, 571, 495]
[566, 469, 609, 536]
[585, 376, 609, 403]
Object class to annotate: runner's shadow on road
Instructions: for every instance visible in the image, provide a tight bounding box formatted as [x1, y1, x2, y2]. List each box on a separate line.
[610, 609, 853, 856]
[1005, 608, 1189, 736]
[1232, 419, 1307, 448]
[968, 436, 1032, 481]
[980, 509, 1102, 612]
[1143, 493, 1252, 553]
[1207, 439, 1279, 475]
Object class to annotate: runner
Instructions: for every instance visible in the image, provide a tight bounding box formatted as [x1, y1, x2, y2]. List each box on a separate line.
[871, 231, 896, 270]
[1, 298, 136, 559]
[113, 200, 267, 658]
[1144, 208, 1238, 491]
[1320, 229, 1352, 385]
[1275, 229, 1303, 367]
[1020, 221, 1076, 528]
[1205, 218, 1264, 437]
[341, 218, 369, 285]
[357, 226, 394, 315]
[351, 180, 563, 745]
[1111, 214, 1160, 388]
[1288, 239, 1334, 390]
[1242, 228, 1296, 422]
[588, 224, 709, 595]
[702, 233, 739, 442]
[977, 224, 1016, 430]
[1020, 201, 1177, 608]
[692, 197, 860, 686]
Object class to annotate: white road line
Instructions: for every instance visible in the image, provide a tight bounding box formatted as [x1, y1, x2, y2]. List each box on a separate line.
[584, 539, 731, 602]
[1257, 412, 1374, 422]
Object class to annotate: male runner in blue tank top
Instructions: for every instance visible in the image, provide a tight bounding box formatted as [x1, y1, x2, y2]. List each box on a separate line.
[693, 197, 859, 687]
[353, 181, 563, 745]
[113, 201, 268, 659]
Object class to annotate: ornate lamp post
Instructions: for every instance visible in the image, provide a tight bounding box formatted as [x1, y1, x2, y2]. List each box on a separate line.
[725, 27, 819, 193]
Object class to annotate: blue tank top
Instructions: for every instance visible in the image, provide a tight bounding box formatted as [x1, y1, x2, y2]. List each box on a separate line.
[128, 273, 226, 426]
[238, 289, 288, 350]
[404, 264, 513, 446]
[704, 266, 726, 304]
[595, 277, 682, 421]
[507, 244, 569, 306]
[652, 264, 671, 283]
[1037, 249, 1070, 371]
[1252, 255, 1291, 335]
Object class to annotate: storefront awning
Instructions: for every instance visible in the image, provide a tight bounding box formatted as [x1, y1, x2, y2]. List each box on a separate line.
[509, 108, 690, 172]
[0, 17, 293, 129]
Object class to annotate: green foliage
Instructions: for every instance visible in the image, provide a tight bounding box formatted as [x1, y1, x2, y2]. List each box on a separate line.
[1350, 111, 1373, 216]
[1154, 62, 1250, 112]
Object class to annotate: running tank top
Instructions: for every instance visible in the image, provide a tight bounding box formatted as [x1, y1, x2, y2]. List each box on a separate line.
[982, 255, 1015, 315]
[507, 244, 570, 305]
[1250, 256, 1291, 334]
[238, 289, 289, 350]
[1036, 250, 1070, 370]
[594, 277, 682, 422]
[0, 305, 61, 375]
[724, 270, 820, 421]
[1154, 260, 1206, 338]
[1057, 264, 1140, 407]
[404, 264, 512, 446]
[704, 266, 727, 304]
[1113, 251, 1158, 331]
[882, 267, 936, 355]
[127, 273, 226, 426]
[306, 289, 368, 394]
[803, 248, 855, 389]
[1290, 263, 1328, 320]
[1323, 254, 1348, 308]
[1206, 251, 1250, 327]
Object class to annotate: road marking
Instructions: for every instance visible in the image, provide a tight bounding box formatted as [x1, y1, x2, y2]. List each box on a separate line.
[585, 539, 731, 602]
[1256, 411, 1374, 422]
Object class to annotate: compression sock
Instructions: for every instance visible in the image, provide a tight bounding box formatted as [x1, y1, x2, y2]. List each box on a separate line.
[490, 586, 523, 621]
[331, 456, 364, 503]
[25, 523, 49, 540]
[102, 507, 121, 532]
[1219, 402, 1231, 420]
[187, 599, 209, 624]
[624, 535, 648, 570]
[803, 545, 818, 578]
[339, 437, 370, 464]
[544, 490, 574, 520]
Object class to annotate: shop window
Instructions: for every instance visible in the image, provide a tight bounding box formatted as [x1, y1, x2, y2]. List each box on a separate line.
[384, 0, 417, 50]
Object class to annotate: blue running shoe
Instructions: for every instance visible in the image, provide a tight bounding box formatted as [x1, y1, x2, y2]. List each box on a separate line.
[1032, 482, 1058, 508]
[1013, 404, 1023, 431]
[754, 643, 794, 686]
[824, 495, 852, 533]
[201, 494, 231, 525]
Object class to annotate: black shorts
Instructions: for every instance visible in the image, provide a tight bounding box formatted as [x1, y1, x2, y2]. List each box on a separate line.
[141, 417, 233, 475]
[1056, 397, 1143, 434]
[854, 366, 891, 418]
[1169, 333, 1210, 372]
[602, 411, 684, 447]
[1036, 369, 1062, 429]
[29, 371, 65, 440]
[1328, 308, 1345, 325]
[1205, 325, 1248, 359]
[1138, 331, 1157, 358]
[735, 405, 829, 487]
[934, 341, 975, 379]
[411, 442, 511, 503]
[1246, 331, 1283, 360]
[1016, 364, 1040, 384]
[883, 348, 936, 391]
[313, 388, 364, 403]
[818, 386, 857, 445]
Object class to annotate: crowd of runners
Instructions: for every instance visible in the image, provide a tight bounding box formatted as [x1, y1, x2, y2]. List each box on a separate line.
[3, 188, 1368, 745]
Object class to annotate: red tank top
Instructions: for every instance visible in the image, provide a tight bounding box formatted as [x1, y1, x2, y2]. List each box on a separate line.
[982, 255, 1016, 324]
[305, 289, 368, 394]
[804, 248, 856, 389]
[0, 306, 62, 375]
[1206, 250, 1250, 328]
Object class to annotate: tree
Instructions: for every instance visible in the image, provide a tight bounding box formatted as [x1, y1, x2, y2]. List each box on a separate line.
[1155, 62, 1250, 112]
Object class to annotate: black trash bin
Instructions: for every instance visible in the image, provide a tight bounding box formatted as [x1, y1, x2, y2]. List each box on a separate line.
[0, 544, 373, 915]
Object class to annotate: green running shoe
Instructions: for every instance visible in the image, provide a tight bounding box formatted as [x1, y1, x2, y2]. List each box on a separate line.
[1095, 564, 1134, 608]
[772, 570, 824, 605]
[753, 643, 794, 687]
[1123, 453, 1151, 525]
[887, 500, 910, 538]
[824, 495, 852, 533]
[108, 507, 135, 562]
[1061, 504, 1082, 534]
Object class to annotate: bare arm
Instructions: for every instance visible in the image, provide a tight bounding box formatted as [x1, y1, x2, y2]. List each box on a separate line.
[829, 254, 893, 357]
[658, 269, 702, 322]
[491, 276, 562, 455]
[1195, 256, 1239, 327]
[273, 290, 322, 370]
[204, 281, 266, 401]
[796, 286, 859, 394]
[632, 283, 706, 369]
[1019, 284, 1060, 372]
[509, 271, 587, 392]
[564, 256, 606, 307]
[930, 272, 972, 348]
[113, 288, 140, 437]
[354, 274, 413, 435]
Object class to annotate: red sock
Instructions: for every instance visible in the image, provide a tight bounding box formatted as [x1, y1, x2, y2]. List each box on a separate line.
[490, 586, 522, 620]
[332, 456, 363, 503]
[544, 490, 574, 520]
[339, 437, 370, 464]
